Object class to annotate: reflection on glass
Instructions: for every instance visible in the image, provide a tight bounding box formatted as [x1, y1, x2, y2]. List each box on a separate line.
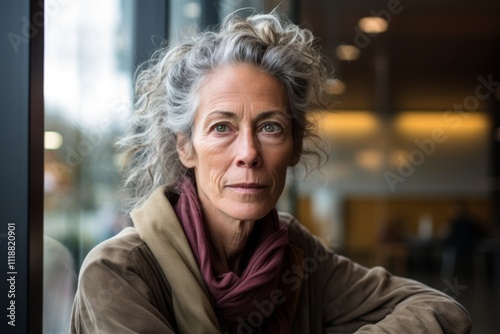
[44, 0, 135, 332]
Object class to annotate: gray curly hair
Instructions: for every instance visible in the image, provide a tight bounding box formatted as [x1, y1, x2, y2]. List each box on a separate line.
[119, 10, 333, 211]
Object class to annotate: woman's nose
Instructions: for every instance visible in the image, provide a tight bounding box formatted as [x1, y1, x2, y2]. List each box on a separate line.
[235, 132, 262, 168]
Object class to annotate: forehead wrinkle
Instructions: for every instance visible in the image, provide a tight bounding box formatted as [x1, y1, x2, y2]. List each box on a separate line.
[204, 110, 239, 121]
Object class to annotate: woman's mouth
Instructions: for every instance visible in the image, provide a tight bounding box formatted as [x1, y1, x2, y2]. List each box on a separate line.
[226, 183, 268, 193]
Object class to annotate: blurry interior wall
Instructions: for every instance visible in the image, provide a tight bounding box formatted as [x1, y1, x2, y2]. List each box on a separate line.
[292, 110, 493, 251]
[288, 1, 500, 271]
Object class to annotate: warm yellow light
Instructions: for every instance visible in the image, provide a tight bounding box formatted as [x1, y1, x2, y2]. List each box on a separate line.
[358, 17, 388, 34]
[356, 149, 383, 171]
[325, 79, 346, 95]
[315, 111, 379, 137]
[394, 112, 489, 137]
[335, 44, 360, 61]
[44, 131, 63, 150]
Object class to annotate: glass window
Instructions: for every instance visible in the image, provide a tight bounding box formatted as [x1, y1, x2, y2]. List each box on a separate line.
[43, 0, 135, 332]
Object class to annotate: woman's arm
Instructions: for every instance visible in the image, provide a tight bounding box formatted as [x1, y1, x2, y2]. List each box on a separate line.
[70, 229, 177, 334]
[283, 215, 471, 334]
[322, 254, 472, 333]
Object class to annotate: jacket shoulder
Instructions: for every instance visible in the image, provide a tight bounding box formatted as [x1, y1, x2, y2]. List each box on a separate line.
[77, 227, 162, 284]
[81, 227, 144, 267]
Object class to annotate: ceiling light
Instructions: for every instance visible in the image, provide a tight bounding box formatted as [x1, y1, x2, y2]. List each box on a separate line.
[335, 44, 360, 61]
[45, 131, 63, 150]
[315, 111, 379, 137]
[394, 112, 489, 137]
[358, 16, 388, 34]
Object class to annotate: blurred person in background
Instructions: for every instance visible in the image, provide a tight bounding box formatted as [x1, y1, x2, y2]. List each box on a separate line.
[442, 200, 485, 278]
[70, 10, 472, 333]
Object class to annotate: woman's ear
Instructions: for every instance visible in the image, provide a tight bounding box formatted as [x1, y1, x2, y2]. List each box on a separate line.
[176, 134, 196, 168]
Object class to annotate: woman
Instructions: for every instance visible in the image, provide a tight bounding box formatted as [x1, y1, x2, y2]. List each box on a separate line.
[70, 11, 471, 333]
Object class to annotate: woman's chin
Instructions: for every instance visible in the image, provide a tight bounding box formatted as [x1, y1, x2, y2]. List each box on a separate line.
[224, 203, 274, 222]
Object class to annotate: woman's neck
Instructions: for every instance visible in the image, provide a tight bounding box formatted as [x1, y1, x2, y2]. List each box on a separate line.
[203, 217, 256, 275]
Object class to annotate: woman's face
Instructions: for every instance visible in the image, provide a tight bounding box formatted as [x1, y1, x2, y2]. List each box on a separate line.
[178, 63, 299, 223]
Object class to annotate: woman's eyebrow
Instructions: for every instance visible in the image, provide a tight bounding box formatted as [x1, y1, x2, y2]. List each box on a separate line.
[254, 110, 290, 122]
[204, 110, 288, 122]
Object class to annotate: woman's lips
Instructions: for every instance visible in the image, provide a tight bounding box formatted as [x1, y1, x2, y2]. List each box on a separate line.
[226, 183, 268, 193]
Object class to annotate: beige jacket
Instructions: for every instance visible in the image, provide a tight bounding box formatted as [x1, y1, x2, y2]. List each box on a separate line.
[70, 187, 472, 333]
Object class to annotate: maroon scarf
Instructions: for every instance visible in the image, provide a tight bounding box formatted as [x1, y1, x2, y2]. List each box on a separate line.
[174, 178, 290, 333]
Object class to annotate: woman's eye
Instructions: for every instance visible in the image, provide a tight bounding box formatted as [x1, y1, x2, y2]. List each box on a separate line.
[214, 124, 228, 133]
[262, 123, 281, 133]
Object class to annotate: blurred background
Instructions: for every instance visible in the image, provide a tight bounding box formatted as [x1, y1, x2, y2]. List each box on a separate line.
[42, 0, 500, 333]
